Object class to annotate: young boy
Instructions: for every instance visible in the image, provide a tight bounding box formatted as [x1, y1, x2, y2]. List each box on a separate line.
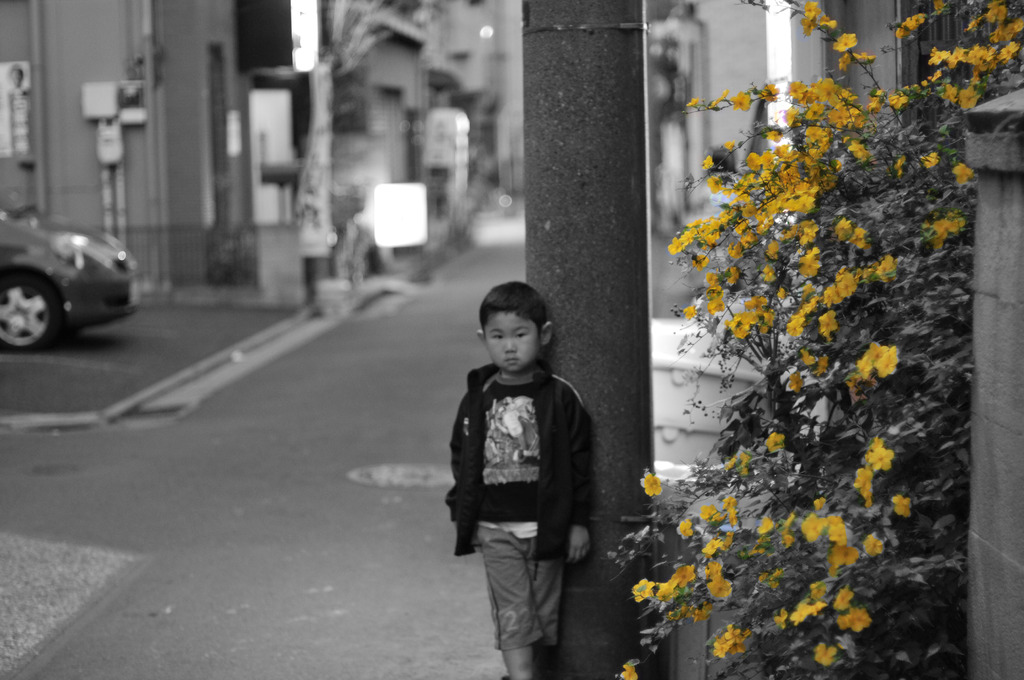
[445, 281, 592, 680]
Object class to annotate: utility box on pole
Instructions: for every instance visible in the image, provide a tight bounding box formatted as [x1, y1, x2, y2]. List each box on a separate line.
[522, 1, 651, 678]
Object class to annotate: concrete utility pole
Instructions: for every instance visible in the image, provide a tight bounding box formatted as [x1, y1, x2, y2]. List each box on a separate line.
[522, 1, 651, 678]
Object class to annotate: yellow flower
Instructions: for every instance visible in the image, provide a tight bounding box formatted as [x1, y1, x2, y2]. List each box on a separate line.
[643, 473, 662, 497]
[766, 432, 786, 452]
[834, 33, 858, 51]
[759, 567, 784, 589]
[837, 606, 872, 632]
[678, 519, 694, 537]
[818, 310, 839, 341]
[621, 662, 638, 680]
[700, 504, 726, 523]
[672, 564, 697, 586]
[705, 561, 733, 598]
[702, 155, 715, 170]
[774, 608, 788, 628]
[870, 255, 897, 282]
[834, 217, 855, 241]
[895, 13, 927, 39]
[893, 155, 906, 177]
[987, 1, 1009, 25]
[854, 466, 874, 507]
[959, 87, 981, 109]
[799, 247, 822, 277]
[707, 577, 733, 598]
[921, 152, 941, 168]
[790, 598, 827, 624]
[849, 227, 871, 250]
[809, 581, 827, 600]
[863, 533, 884, 556]
[803, 2, 821, 20]
[691, 602, 713, 621]
[953, 163, 975, 184]
[788, 371, 804, 393]
[892, 494, 912, 517]
[712, 624, 752, 658]
[683, 305, 697, 320]
[801, 513, 825, 542]
[828, 545, 859, 576]
[824, 515, 848, 545]
[702, 537, 726, 558]
[731, 91, 752, 111]
[723, 496, 738, 526]
[758, 517, 775, 534]
[889, 91, 910, 111]
[924, 211, 968, 249]
[834, 586, 855, 611]
[847, 139, 872, 162]
[814, 643, 839, 666]
[632, 579, 655, 602]
[656, 579, 680, 601]
[865, 437, 895, 471]
[813, 496, 826, 511]
[856, 342, 899, 379]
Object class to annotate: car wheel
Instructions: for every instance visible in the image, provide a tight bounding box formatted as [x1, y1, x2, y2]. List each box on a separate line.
[0, 274, 65, 350]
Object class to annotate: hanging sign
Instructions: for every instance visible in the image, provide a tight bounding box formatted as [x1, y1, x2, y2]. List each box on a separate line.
[0, 61, 31, 158]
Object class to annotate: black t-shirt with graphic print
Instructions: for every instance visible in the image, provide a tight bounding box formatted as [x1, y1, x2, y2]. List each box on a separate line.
[478, 380, 541, 523]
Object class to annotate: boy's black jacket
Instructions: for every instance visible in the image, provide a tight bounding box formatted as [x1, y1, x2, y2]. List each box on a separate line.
[445, 360, 592, 560]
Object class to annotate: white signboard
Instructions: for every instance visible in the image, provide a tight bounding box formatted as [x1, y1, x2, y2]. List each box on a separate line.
[422, 108, 469, 169]
[373, 183, 428, 248]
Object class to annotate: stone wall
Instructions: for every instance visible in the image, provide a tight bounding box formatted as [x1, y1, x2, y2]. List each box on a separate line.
[965, 88, 1024, 680]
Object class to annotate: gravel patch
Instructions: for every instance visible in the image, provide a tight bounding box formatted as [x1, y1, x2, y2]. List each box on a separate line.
[0, 533, 138, 677]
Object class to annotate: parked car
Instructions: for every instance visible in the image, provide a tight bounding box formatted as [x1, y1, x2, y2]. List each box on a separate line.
[0, 207, 138, 350]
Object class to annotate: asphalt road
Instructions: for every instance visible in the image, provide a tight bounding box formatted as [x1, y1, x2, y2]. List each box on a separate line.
[0, 213, 698, 680]
[0, 216, 529, 680]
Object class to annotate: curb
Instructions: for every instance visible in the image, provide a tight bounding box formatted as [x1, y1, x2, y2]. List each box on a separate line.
[0, 276, 422, 434]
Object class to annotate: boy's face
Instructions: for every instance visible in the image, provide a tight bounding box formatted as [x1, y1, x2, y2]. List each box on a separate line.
[478, 312, 552, 383]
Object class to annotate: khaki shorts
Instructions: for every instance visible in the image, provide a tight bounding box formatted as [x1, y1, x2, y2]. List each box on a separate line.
[477, 524, 564, 650]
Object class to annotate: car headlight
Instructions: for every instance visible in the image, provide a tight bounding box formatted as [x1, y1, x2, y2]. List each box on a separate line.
[50, 232, 130, 272]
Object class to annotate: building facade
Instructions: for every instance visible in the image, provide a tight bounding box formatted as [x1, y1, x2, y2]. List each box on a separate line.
[0, 0, 436, 303]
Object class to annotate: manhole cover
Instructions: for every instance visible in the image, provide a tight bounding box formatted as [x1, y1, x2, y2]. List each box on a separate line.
[346, 463, 451, 488]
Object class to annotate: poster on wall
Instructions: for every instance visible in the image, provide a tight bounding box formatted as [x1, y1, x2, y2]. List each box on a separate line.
[0, 61, 31, 158]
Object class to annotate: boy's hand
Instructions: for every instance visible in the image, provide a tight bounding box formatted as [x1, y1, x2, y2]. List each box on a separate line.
[566, 525, 590, 564]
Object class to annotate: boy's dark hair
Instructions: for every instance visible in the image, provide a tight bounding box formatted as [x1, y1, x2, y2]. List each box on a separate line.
[479, 281, 548, 330]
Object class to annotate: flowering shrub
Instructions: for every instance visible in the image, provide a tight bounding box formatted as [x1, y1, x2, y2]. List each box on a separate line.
[617, 1, 1022, 678]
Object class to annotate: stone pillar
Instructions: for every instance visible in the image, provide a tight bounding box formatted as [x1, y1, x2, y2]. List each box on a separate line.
[522, 2, 651, 678]
[965, 89, 1024, 680]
